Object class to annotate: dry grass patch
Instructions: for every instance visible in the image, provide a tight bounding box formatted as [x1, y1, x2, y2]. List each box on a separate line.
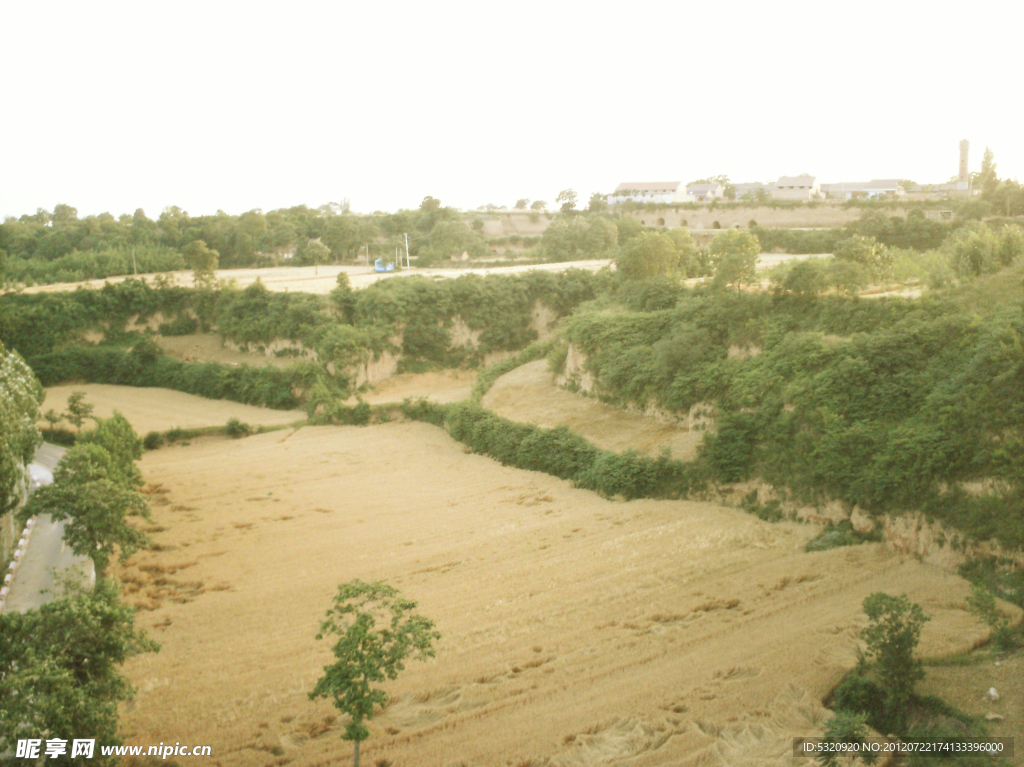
[483, 360, 703, 459]
[41, 384, 304, 434]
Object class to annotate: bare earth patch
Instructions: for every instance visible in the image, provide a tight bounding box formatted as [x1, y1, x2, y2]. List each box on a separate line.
[41, 384, 304, 434]
[113, 422, 986, 767]
[483, 360, 703, 459]
[153, 333, 293, 368]
[350, 369, 476, 406]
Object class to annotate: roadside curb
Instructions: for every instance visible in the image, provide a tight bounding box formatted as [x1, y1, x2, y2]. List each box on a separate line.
[0, 516, 35, 612]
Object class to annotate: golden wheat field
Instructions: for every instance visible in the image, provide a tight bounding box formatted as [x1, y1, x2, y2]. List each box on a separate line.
[41, 384, 305, 435]
[110, 420, 990, 767]
[483, 360, 703, 460]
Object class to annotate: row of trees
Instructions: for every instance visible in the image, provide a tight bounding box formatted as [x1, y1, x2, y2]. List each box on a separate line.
[0, 196, 490, 283]
[0, 357, 157, 760]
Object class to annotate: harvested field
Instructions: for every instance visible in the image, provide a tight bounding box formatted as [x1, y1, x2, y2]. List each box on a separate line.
[351, 368, 476, 405]
[483, 360, 703, 459]
[153, 333, 293, 369]
[41, 384, 304, 434]
[17, 260, 614, 296]
[113, 422, 989, 767]
[919, 654, 1023, 758]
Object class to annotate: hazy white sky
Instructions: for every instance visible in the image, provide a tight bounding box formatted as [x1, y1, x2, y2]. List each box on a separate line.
[2, 0, 1022, 220]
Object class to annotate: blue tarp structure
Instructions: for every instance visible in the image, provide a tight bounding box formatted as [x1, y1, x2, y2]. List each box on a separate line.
[374, 259, 395, 273]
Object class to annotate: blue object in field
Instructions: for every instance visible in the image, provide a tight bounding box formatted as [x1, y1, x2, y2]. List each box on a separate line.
[374, 259, 395, 273]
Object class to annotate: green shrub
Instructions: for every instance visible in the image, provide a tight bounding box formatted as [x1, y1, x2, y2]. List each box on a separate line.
[700, 413, 757, 483]
[805, 520, 882, 552]
[142, 431, 164, 450]
[225, 418, 252, 438]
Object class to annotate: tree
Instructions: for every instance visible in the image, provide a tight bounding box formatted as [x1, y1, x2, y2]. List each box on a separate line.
[587, 192, 608, 213]
[44, 408, 61, 436]
[64, 390, 95, 433]
[304, 239, 331, 276]
[781, 259, 829, 297]
[419, 196, 442, 212]
[0, 577, 158, 762]
[556, 189, 578, 213]
[834, 235, 892, 281]
[514, 198, 530, 210]
[825, 259, 870, 295]
[21, 443, 152, 580]
[615, 215, 645, 245]
[977, 147, 999, 199]
[998, 224, 1024, 266]
[183, 239, 219, 286]
[541, 217, 617, 263]
[709, 230, 760, 293]
[860, 593, 929, 726]
[77, 412, 144, 490]
[0, 342, 44, 518]
[944, 222, 999, 278]
[530, 200, 546, 211]
[616, 232, 683, 280]
[310, 580, 440, 767]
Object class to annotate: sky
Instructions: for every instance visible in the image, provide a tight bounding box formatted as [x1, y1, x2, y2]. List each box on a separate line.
[2, 0, 1023, 220]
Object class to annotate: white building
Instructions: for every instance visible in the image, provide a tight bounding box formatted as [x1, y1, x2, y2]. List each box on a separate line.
[685, 183, 724, 202]
[820, 179, 905, 200]
[771, 175, 820, 201]
[733, 182, 770, 200]
[608, 182, 687, 205]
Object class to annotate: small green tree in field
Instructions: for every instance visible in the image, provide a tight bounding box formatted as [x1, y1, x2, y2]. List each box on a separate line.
[861, 593, 929, 728]
[43, 408, 61, 436]
[310, 580, 440, 767]
[304, 239, 331, 276]
[64, 391, 94, 432]
[183, 239, 219, 286]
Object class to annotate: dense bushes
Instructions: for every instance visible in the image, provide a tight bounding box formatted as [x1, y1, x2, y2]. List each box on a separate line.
[29, 343, 310, 410]
[560, 282, 1024, 549]
[403, 400, 707, 500]
[0, 269, 601, 404]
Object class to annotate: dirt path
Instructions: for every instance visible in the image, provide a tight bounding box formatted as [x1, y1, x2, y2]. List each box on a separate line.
[113, 422, 988, 767]
[483, 360, 703, 459]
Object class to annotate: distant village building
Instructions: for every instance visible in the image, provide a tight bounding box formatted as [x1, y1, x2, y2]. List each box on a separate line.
[685, 183, 724, 202]
[733, 182, 769, 200]
[771, 175, 820, 201]
[820, 179, 906, 200]
[608, 182, 687, 205]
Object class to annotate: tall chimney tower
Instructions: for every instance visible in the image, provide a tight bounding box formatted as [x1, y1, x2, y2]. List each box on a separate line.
[958, 139, 970, 189]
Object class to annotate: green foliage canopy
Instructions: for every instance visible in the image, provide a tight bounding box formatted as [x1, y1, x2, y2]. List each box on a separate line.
[310, 580, 439, 765]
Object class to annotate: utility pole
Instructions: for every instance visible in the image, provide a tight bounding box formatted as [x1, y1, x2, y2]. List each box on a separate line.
[365, 243, 369, 266]
[404, 233, 410, 268]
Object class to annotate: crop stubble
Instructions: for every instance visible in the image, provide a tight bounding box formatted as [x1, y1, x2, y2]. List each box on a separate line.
[114, 422, 986, 766]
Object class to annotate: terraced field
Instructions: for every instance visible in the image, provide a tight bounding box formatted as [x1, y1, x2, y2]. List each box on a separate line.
[113, 422, 989, 767]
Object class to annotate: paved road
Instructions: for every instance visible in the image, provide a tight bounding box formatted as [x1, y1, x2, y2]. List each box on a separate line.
[2, 443, 94, 614]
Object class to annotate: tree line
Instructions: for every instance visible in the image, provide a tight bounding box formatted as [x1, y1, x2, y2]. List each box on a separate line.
[0, 358, 158, 761]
